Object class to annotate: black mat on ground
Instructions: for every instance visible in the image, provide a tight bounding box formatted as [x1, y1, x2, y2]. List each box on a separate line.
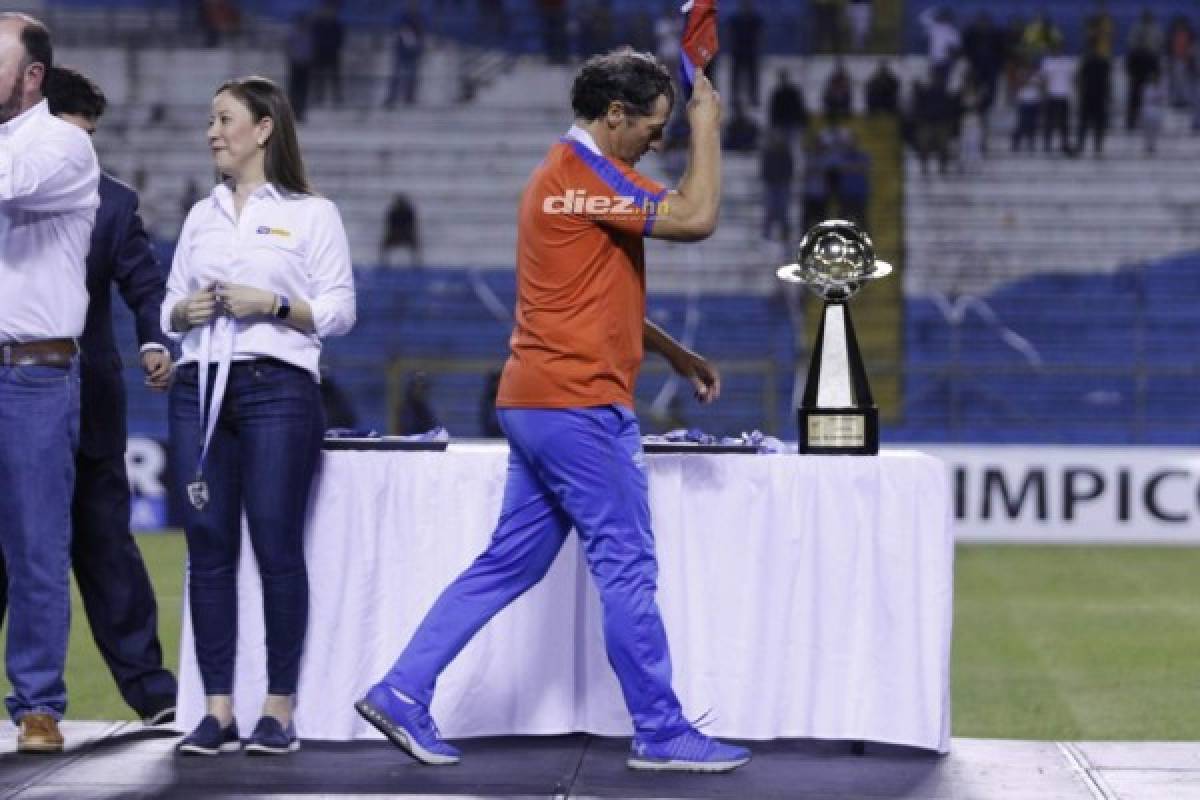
[0, 731, 945, 800]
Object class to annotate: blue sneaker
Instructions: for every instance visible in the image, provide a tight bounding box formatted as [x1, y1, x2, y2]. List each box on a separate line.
[177, 715, 240, 756]
[354, 683, 461, 765]
[627, 728, 751, 773]
[244, 716, 300, 755]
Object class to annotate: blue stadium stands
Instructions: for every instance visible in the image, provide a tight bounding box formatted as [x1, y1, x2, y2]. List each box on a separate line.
[898, 253, 1200, 443]
[115, 253, 1199, 446]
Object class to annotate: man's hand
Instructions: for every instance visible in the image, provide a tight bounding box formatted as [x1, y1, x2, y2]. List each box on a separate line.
[214, 282, 276, 320]
[686, 71, 722, 133]
[141, 349, 172, 391]
[671, 350, 721, 405]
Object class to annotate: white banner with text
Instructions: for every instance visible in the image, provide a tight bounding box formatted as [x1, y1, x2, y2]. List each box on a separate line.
[918, 446, 1200, 543]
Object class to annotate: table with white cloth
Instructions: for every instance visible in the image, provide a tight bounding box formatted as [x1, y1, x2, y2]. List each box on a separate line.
[177, 444, 954, 753]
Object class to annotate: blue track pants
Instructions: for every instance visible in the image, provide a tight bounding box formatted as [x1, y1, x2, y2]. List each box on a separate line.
[381, 405, 689, 740]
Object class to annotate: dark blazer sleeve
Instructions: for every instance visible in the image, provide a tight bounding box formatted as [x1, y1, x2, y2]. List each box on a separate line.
[109, 182, 170, 350]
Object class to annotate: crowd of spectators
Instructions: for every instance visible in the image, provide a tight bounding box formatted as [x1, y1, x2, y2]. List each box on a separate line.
[903, 5, 1199, 169]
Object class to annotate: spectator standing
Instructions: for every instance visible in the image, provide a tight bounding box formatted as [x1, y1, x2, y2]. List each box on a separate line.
[1076, 43, 1112, 156]
[310, 0, 345, 107]
[723, 101, 759, 152]
[654, 2, 682, 76]
[962, 11, 1004, 131]
[285, 14, 313, 122]
[801, 133, 831, 229]
[384, 1, 426, 108]
[479, 368, 503, 437]
[1020, 11, 1063, 62]
[958, 74, 987, 170]
[1166, 16, 1195, 109]
[1084, 6, 1114, 59]
[810, 0, 844, 55]
[628, 10, 656, 54]
[1038, 45, 1074, 154]
[919, 6, 961, 87]
[538, 0, 569, 65]
[200, 0, 241, 47]
[759, 129, 793, 242]
[1140, 72, 1167, 154]
[397, 371, 439, 434]
[1010, 62, 1042, 152]
[1125, 10, 1163, 130]
[477, 0, 510, 49]
[822, 61, 854, 123]
[846, 0, 871, 51]
[768, 69, 809, 139]
[319, 371, 357, 430]
[1191, 50, 1200, 132]
[865, 59, 900, 115]
[578, 1, 615, 59]
[379, 193, 421, 267]
[912, 77, 956, 173]
[728, 0, 764, 108]
[837, 131, 869, 224]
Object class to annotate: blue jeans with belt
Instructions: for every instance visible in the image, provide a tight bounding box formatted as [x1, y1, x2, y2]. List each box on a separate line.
[381, 405, 690, 740]
[0, 361, 79, 721]
[169, 359, 325, 696]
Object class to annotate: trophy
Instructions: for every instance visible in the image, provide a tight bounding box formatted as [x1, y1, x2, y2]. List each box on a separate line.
[777, 219, 892, 455]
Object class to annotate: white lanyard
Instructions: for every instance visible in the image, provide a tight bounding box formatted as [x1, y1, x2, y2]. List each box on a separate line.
[187, 315, 234, 510]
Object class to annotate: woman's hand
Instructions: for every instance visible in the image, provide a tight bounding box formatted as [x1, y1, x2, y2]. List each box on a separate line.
[214, 282, 277, 320]
[174, 285, 219, 330]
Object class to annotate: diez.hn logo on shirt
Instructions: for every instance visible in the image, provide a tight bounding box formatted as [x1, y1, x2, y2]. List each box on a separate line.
[542, 189, 669, 217]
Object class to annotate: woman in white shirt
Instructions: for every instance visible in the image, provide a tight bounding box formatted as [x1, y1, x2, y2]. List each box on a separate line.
[162, 76, 355, 756]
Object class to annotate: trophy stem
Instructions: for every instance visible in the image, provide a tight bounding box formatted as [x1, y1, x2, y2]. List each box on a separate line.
[799, 300, 880, 455]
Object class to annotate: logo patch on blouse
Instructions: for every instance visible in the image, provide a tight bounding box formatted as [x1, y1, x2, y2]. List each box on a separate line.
[256, 226, 292, 237]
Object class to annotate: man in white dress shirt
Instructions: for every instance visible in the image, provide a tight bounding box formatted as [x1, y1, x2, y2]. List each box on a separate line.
[0, 13, 100, 753]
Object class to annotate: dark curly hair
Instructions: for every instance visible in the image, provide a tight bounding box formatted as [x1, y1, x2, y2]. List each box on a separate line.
[570, 47, 674, 121]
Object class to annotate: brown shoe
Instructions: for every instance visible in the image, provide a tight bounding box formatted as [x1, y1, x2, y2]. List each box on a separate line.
[17, 713, 63, 754]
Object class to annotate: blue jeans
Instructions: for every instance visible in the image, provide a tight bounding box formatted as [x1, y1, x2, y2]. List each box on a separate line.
[382, 405, 689, 740]
[169, 359, 324, 695]
[0, 361, 79, 721]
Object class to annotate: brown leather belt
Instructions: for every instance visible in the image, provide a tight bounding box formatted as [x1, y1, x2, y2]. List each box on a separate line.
[0, 338, 78, 368]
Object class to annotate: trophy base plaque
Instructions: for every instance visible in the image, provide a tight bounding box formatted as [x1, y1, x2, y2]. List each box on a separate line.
[798, 407, 879, 455]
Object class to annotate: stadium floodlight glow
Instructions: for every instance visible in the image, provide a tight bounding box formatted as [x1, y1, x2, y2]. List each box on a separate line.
[777, 219, 892, 455]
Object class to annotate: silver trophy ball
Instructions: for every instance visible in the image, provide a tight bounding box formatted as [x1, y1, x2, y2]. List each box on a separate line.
[776, 219, 892, 300]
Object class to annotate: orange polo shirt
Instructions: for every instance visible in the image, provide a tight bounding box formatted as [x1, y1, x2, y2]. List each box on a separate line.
[496, 131, 668, 410]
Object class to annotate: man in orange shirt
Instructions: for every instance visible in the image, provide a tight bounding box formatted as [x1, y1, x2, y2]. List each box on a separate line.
[357, 49, 749, 773]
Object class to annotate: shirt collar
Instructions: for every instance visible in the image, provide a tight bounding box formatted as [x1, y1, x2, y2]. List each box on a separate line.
[0, 98, 49, 136]
[565, 124, 603, 156]
[210, 180, 284, 219]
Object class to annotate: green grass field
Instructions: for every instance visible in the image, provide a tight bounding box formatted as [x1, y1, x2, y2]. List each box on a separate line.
[5, 537, 1200, 740]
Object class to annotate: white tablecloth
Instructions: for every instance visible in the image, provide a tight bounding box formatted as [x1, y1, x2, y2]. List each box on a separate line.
[178, 445, 953, 752]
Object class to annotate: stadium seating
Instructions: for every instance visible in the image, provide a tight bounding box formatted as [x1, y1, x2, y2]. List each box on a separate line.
[47, 0, 1198, 445]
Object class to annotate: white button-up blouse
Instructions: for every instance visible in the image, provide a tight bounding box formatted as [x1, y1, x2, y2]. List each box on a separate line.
[162, 182, 356, 380]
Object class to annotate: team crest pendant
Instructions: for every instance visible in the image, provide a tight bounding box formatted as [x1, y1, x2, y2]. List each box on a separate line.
[187, 478, 209, 510]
